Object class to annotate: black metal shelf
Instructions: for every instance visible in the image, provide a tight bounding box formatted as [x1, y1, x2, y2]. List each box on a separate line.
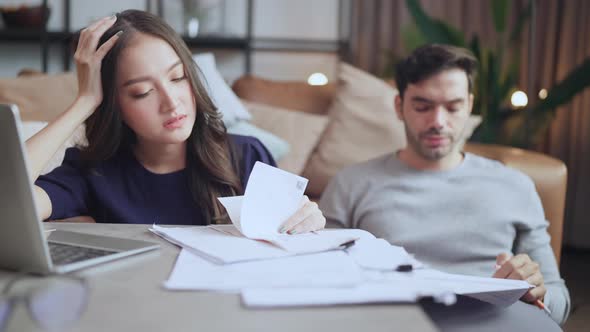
[0, 30, 71, 42]
[1, 0, 350, 75]
[252, 38, 346, 53]
[181, 36, 249, 49]
[0, 29, 250, 49]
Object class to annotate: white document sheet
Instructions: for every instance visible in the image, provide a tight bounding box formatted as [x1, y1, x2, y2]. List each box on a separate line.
[241, 278, 456, 308]
[220, 161, 307, 240]
[241, 268, 531, 308]
[215, 202, 361, 254]
[150, 224, 291, 264]
[152, 222, 421, 266]
[216, 162, 360, 254]
[241, 162, 307, 239]
[243, 227, 373, 255]
[410, 269, 532, 307]
[345, 238, 419, 270]
[217, 196, 243, 231]
[164, 249, 363, 291]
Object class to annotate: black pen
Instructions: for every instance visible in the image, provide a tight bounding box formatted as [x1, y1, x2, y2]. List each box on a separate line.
[395, 264, 413, 272]
[339, 239, 356, 250]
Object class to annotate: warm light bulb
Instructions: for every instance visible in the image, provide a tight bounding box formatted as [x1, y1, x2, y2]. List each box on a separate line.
[511, 90, 528, 108]
[307, 72, 328, 86]
[539, 88, 548, 100]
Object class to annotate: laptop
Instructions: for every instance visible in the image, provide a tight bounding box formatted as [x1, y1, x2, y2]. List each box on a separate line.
[0, 104, 159, 274]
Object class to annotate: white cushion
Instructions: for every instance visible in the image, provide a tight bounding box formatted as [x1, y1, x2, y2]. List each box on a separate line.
[192, 53, 251, 126]
[226, 121, 290, 162]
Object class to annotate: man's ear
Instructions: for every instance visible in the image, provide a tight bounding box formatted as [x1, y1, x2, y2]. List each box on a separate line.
[394, 94, 404, 121]
[468, 93, 474, 115]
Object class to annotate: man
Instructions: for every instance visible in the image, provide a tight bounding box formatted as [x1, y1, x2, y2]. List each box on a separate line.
[319, 44, 570, 326]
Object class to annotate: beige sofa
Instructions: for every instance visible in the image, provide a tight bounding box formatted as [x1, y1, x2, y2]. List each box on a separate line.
[0, 69, 567, 263]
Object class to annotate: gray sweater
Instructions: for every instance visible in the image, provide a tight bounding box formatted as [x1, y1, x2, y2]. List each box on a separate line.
[319, 152, 570, 324]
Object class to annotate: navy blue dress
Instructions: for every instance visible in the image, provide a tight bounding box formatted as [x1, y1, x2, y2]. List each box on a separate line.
[35, 135, 276, 225]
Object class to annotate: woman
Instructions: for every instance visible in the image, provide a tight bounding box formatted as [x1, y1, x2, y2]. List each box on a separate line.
[26, 10, 324, 233]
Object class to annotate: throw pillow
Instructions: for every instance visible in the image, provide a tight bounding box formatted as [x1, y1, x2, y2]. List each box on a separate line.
[302, 63, 406, 196]
[232, 75, 336, 115]
[226, 120, 290, 162]
[0, 73, 78, 122]
[242, 100, 330, 175]
[193, 53, 251, 126]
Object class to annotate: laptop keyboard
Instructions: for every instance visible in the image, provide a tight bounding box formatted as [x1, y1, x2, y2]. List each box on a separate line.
[49, 242, 117, 265]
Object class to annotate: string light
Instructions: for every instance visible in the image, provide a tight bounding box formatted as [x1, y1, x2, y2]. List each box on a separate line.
[511, 90, 528, 108]
[307, 73, 328, 86]
[539, 88, 548, 100]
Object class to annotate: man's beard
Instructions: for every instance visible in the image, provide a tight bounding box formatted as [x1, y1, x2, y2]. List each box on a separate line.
[405, 126, 456, 161]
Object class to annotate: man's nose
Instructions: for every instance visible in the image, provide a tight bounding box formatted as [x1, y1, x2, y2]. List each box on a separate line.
[429, 106, 447, 128]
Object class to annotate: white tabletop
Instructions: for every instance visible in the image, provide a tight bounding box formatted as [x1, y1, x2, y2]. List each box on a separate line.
[0, 222, 438, 332]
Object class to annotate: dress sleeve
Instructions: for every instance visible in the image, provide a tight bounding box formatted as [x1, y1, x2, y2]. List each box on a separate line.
[234, 135, 277, 188]
[35, 148, 91, 220]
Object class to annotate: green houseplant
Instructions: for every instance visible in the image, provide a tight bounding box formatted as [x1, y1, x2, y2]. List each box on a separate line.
[388, 0, 590, 148]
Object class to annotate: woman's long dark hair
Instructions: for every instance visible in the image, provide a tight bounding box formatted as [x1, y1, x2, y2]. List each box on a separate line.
[77, 10, 242, 224]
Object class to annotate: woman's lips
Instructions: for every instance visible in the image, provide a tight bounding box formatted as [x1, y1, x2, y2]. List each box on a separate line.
[163, 115, 187, 129]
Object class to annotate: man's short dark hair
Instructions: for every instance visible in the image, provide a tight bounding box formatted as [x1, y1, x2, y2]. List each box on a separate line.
[395, 44, 478, 98]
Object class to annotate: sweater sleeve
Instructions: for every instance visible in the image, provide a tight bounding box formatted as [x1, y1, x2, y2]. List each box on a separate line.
[513, 179, 571, 325]
[35, 148, 91, 220]
[319, 169, 354, 229]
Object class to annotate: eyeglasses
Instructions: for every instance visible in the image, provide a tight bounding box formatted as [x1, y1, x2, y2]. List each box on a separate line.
[0, 274, 88, 331]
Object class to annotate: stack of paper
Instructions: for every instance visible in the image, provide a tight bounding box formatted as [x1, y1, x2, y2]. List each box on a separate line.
[151, 162, 367, 263]
[151, 162, 532, 309]
[241, 269, 531, 308]
[164, 249, 362, 291]
[217, 162, 360, 253]
[241, 280, 456, 308]
[411, 269, 532, 307]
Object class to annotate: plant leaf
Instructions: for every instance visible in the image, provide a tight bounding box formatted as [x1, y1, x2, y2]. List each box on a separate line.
[534, 58, 590, 112]
[487, 49, 502, 120]
[492, 0, 510, 34]
[469, 35, 481, 61]
[469, 36, 483, 116]
[509, 0, 532, 44]
[380, 49, 404, 78]
[498, 59, 519, 104]
[401, 22, 428, 53]
[405, 0, 466, 47]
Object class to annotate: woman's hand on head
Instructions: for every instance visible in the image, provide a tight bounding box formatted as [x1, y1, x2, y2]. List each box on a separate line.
[279, 195, 326, 235]
[74, 15, 121, 110]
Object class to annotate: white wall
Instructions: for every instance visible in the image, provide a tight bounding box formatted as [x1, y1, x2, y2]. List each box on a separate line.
[253, 0, 338, 40]
[0, 0, 341, 82]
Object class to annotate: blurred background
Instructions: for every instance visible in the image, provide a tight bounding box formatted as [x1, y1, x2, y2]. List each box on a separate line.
[1, 1, 589, 330]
